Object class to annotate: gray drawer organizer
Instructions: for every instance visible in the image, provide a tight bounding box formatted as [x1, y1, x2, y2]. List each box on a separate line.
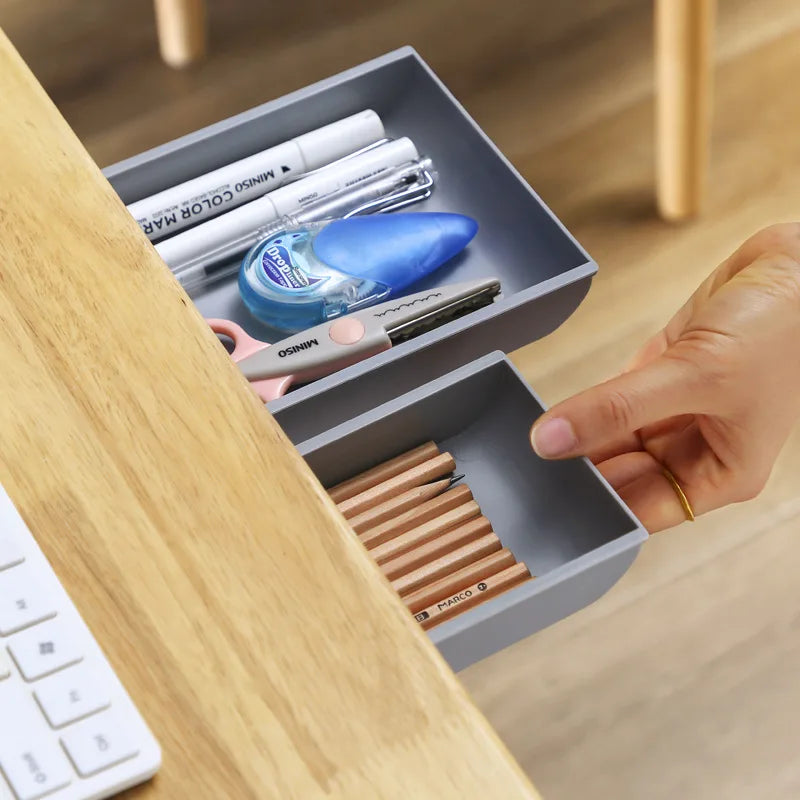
[104, 47, 648, 670]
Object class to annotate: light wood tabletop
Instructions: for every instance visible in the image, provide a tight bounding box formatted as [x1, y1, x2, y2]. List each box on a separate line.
[0, 29, 539, 799]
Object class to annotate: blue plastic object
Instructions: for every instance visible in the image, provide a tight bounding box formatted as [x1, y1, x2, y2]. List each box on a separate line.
[238, 212, 478, 332]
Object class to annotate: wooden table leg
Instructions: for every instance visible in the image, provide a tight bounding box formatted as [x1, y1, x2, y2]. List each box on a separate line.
[153, 0, 207, 69]
[655, 0, 716, 221]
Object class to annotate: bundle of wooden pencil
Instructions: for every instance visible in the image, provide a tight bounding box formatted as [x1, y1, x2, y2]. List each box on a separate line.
[328, 441, 533, 631]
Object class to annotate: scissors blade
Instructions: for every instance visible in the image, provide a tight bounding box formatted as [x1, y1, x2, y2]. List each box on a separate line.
[370, 278, 501, 343]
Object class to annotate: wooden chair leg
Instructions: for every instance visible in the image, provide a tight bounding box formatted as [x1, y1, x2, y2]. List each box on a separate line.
[655, 0, 716, 221]
[153, 0, 207, 69]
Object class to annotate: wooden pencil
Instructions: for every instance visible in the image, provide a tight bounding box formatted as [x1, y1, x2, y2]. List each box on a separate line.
[413, 562, 532, 630]
[350, 481, 469, 536]
[359, 485, 473, 549]
[381, 518, 494, 581]
[369, 501, 481, 565]
[328, 441, 439, 503]
[403, 549, 518, 613]
[338, 453, 456, 519]
[392, 538, 508, 598]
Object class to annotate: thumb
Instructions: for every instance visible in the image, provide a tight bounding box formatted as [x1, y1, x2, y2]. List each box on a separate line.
[530, 354, 707, 459]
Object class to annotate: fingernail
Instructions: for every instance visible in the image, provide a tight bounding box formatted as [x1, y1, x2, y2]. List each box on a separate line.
[531, 418, 578, 458]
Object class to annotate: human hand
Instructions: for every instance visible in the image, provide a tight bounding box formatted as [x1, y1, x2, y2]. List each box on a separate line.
[530, 224, 800, 532]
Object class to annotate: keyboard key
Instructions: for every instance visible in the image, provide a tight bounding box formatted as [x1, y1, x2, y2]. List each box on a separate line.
[0, 567, 56, 636]
[0, 649, 11, 681]
[8, 620, 82, 681]
[0, 537, 24, 571]
[61, 711, 139, 777]
[0, 735, 72, 799]
[34, 669, 110, 728]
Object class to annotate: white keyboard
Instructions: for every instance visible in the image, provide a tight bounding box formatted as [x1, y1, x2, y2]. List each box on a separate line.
[0, 484, 160, 799]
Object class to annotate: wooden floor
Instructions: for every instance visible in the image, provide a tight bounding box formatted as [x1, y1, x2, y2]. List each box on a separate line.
[3, 0, 800, 797]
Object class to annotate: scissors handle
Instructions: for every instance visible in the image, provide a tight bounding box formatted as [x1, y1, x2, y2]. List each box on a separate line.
[207, 318, 293, 403]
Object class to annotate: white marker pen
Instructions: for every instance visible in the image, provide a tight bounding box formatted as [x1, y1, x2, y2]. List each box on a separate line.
[156, 137, 420, 271]
[129, 110, 385, 240]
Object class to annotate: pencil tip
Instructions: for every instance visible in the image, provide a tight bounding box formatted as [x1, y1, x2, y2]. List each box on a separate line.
[450, 473, 465, 485]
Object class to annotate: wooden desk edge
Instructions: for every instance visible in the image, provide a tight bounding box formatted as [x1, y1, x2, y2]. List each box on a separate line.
[0, 28, 540, 800]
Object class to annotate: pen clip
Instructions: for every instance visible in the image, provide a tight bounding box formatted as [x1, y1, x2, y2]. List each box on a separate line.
[341, 163, 435, 218]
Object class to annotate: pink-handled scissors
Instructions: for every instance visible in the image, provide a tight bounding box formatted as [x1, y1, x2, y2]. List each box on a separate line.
[207, 278, 501, 402]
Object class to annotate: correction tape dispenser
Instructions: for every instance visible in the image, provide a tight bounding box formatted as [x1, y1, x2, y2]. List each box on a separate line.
[238, 212, 478, 332]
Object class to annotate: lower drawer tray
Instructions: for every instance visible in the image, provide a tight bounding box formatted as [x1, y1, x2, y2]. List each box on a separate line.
[298, 351, 647, 671]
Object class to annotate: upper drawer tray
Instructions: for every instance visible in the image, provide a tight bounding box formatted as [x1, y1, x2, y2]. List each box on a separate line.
[103, 47, 597, 443]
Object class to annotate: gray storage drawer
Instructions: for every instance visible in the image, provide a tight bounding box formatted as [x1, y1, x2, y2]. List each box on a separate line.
[104, 46, 596, 442]
[103, 47, 647, 667]
[299, 353, 647, 671]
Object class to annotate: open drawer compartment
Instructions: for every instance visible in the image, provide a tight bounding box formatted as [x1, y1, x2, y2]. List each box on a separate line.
[102, 48, 648, 663]
[298, 353, 648, 671]
[104, 46, 597, 444]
